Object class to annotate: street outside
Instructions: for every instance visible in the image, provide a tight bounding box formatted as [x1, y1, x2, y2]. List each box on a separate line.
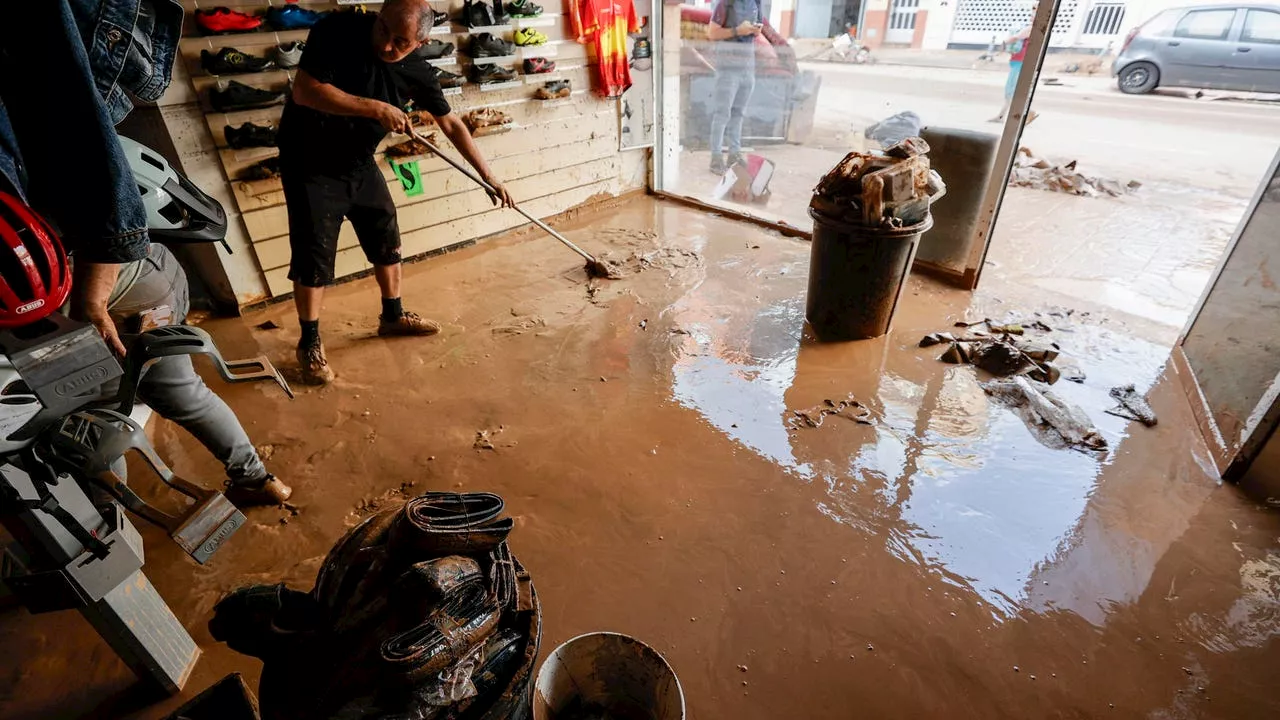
[669, 54, 1280, 340]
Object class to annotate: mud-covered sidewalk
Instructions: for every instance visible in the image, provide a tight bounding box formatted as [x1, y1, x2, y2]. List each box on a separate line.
[2, 197, 1279, 718]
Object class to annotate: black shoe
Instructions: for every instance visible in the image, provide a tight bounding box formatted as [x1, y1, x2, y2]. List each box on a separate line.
[201, 47, 274, 75]
[225, 122, 278, 149]
[508, 0, 543, 17]
[240, 157, 281, 181]
[710, 156, 727, 176]
[431, 7, 450, 27]
[492, 0, 510, 25]
[534, 78, 570, 99]
[470, 32, 515, 57]
[469, 63, 517, 84]
[435, 67, 466, 88]
[211, 80, 286, 112]
[414, 39, 455, 59]
[461, 0, 495, 28]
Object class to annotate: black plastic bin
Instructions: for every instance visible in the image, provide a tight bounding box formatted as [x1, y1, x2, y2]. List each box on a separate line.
[805, 209, 933, 341]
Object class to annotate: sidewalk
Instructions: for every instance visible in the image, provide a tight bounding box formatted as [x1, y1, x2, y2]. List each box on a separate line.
[790, 39, 1110, 75]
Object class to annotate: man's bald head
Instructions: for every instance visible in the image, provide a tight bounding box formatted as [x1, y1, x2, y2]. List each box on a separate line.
[383, 0, 434, 40]
[373, 0, 433, 63]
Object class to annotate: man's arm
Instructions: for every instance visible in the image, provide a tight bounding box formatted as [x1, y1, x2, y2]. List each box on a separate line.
[292, 69, 412, 133]
[71, 262, 126, 356]
[707, 21, 760, 41]
[435, 113, 514, 208]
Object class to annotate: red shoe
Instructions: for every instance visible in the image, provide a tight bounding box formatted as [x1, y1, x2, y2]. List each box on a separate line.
[196, 7, 264, 35]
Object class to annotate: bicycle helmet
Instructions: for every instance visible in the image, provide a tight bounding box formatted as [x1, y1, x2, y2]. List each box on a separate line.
[118, 136, 232, 253]
[0, 191, 72, 329]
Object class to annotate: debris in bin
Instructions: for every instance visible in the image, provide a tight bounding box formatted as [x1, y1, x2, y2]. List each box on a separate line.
[1106, 384, 1158, 426]
[984, 376, 1108, 452]
[1010, 147, 1142, 197]
[811, 137, 946, 228]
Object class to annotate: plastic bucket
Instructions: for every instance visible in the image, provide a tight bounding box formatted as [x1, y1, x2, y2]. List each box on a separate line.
[805, 209, 933, 341]
[533, 632, 685, 720]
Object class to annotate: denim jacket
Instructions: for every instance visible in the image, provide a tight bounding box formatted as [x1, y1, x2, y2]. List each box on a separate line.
[0, 0, 182, 263]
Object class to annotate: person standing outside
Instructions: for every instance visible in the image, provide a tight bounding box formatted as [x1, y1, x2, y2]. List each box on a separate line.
[706, 0, 763, 176]
[990, 22, 1038, 123]
[278, 0, 513, 385]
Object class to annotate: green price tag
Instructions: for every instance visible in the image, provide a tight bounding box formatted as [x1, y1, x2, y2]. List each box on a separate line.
[392, 159, 424, 197]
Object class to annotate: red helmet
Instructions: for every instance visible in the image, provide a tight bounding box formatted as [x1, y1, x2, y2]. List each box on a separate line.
[0, 191, 72, 329]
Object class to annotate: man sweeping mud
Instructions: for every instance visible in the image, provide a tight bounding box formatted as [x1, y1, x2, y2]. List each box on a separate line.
[279, 0, 513, 385]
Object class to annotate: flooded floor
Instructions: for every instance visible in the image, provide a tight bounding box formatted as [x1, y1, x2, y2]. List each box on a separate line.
[2, 197, 1279, 719]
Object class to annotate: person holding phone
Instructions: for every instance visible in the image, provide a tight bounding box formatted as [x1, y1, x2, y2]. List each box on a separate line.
[706, 0, 763, 176]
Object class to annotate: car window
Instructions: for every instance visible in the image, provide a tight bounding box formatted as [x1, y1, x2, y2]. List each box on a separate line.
[1143, 9, 1181, 37]
[1242, 9, 1280, 43]
[1173, 8, 1236, 40]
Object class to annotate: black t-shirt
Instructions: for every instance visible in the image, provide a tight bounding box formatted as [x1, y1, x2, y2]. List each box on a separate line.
[277, 12, 451, 174]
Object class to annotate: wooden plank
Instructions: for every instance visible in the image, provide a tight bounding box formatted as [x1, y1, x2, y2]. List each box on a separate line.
[251, 155, 619, 268]
[261, 177, 617, 296]
[242, 133, 616, 243]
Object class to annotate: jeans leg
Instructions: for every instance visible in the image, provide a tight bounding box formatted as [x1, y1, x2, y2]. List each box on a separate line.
[708, 70, 740, 158]
[113, 245, 266, 485]
[725, 70, 755, 156]
[136, 355, 267, 484]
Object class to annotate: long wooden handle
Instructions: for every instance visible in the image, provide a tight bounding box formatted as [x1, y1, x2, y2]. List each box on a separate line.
[406, 128, 599, 264]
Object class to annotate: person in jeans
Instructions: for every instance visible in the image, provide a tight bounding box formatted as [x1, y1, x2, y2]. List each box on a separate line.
[706, 0, 763, 175]
[278, 0, 512, 386]
[0, 1, 289, 507]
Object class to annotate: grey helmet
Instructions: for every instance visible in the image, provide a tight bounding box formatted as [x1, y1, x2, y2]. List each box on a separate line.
[118, 136, 231, 253]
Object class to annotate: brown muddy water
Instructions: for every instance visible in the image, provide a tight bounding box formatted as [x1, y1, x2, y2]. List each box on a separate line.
[1, 197, 1278, 719]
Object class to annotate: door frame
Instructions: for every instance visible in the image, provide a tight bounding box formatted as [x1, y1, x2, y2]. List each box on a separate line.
[1171, 149, 1280, 479]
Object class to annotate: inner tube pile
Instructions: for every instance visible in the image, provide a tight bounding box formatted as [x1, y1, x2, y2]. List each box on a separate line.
[209, 492, 540, 720]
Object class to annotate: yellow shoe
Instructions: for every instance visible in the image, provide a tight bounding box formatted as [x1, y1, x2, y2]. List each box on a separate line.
[514, 28, 548, 46]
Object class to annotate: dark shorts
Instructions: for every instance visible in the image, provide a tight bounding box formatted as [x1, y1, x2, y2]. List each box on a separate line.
[281, 160, 401, 287]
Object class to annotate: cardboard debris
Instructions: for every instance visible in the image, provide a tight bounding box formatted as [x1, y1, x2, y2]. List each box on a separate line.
[1106, 384, 1158, 427]
[1010, 147, 1141, 197]
[984, 376, 1107, 452]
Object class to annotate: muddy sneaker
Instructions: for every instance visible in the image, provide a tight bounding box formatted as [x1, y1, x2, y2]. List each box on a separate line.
[435, 68, 467, 88]
[415, 39, 455, 59]
[514, 27, 548, 46]
[534, 79, 571, 99]
[710, 155, 727, 176]
[275, 41, 305, 68]
[296, 342, 335, 385]
[470, 63, 518, 85]
[378, 311, 442, 337]
[202, 47, 274, 75]
[224, 475, 293, 508]
[508, 0, 544, 17]
[211, 80, 286, 111]
[225, 122, 277, 149]
[727, 152, 746, 168]
[523, 57, 555, 74]
[470, 32, 516, 57]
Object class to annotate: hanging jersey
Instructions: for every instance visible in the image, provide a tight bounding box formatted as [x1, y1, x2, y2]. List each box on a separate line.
[569, 0, 640, 98]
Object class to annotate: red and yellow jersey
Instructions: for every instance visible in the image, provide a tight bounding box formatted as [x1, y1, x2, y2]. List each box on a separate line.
[569, 0, 640, 98]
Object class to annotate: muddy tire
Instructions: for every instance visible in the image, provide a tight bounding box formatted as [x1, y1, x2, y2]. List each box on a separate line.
[1118, 62, 1159, 94]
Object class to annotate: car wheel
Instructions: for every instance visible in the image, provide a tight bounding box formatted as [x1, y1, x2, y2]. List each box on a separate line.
[1118, 62, 1159, 94]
